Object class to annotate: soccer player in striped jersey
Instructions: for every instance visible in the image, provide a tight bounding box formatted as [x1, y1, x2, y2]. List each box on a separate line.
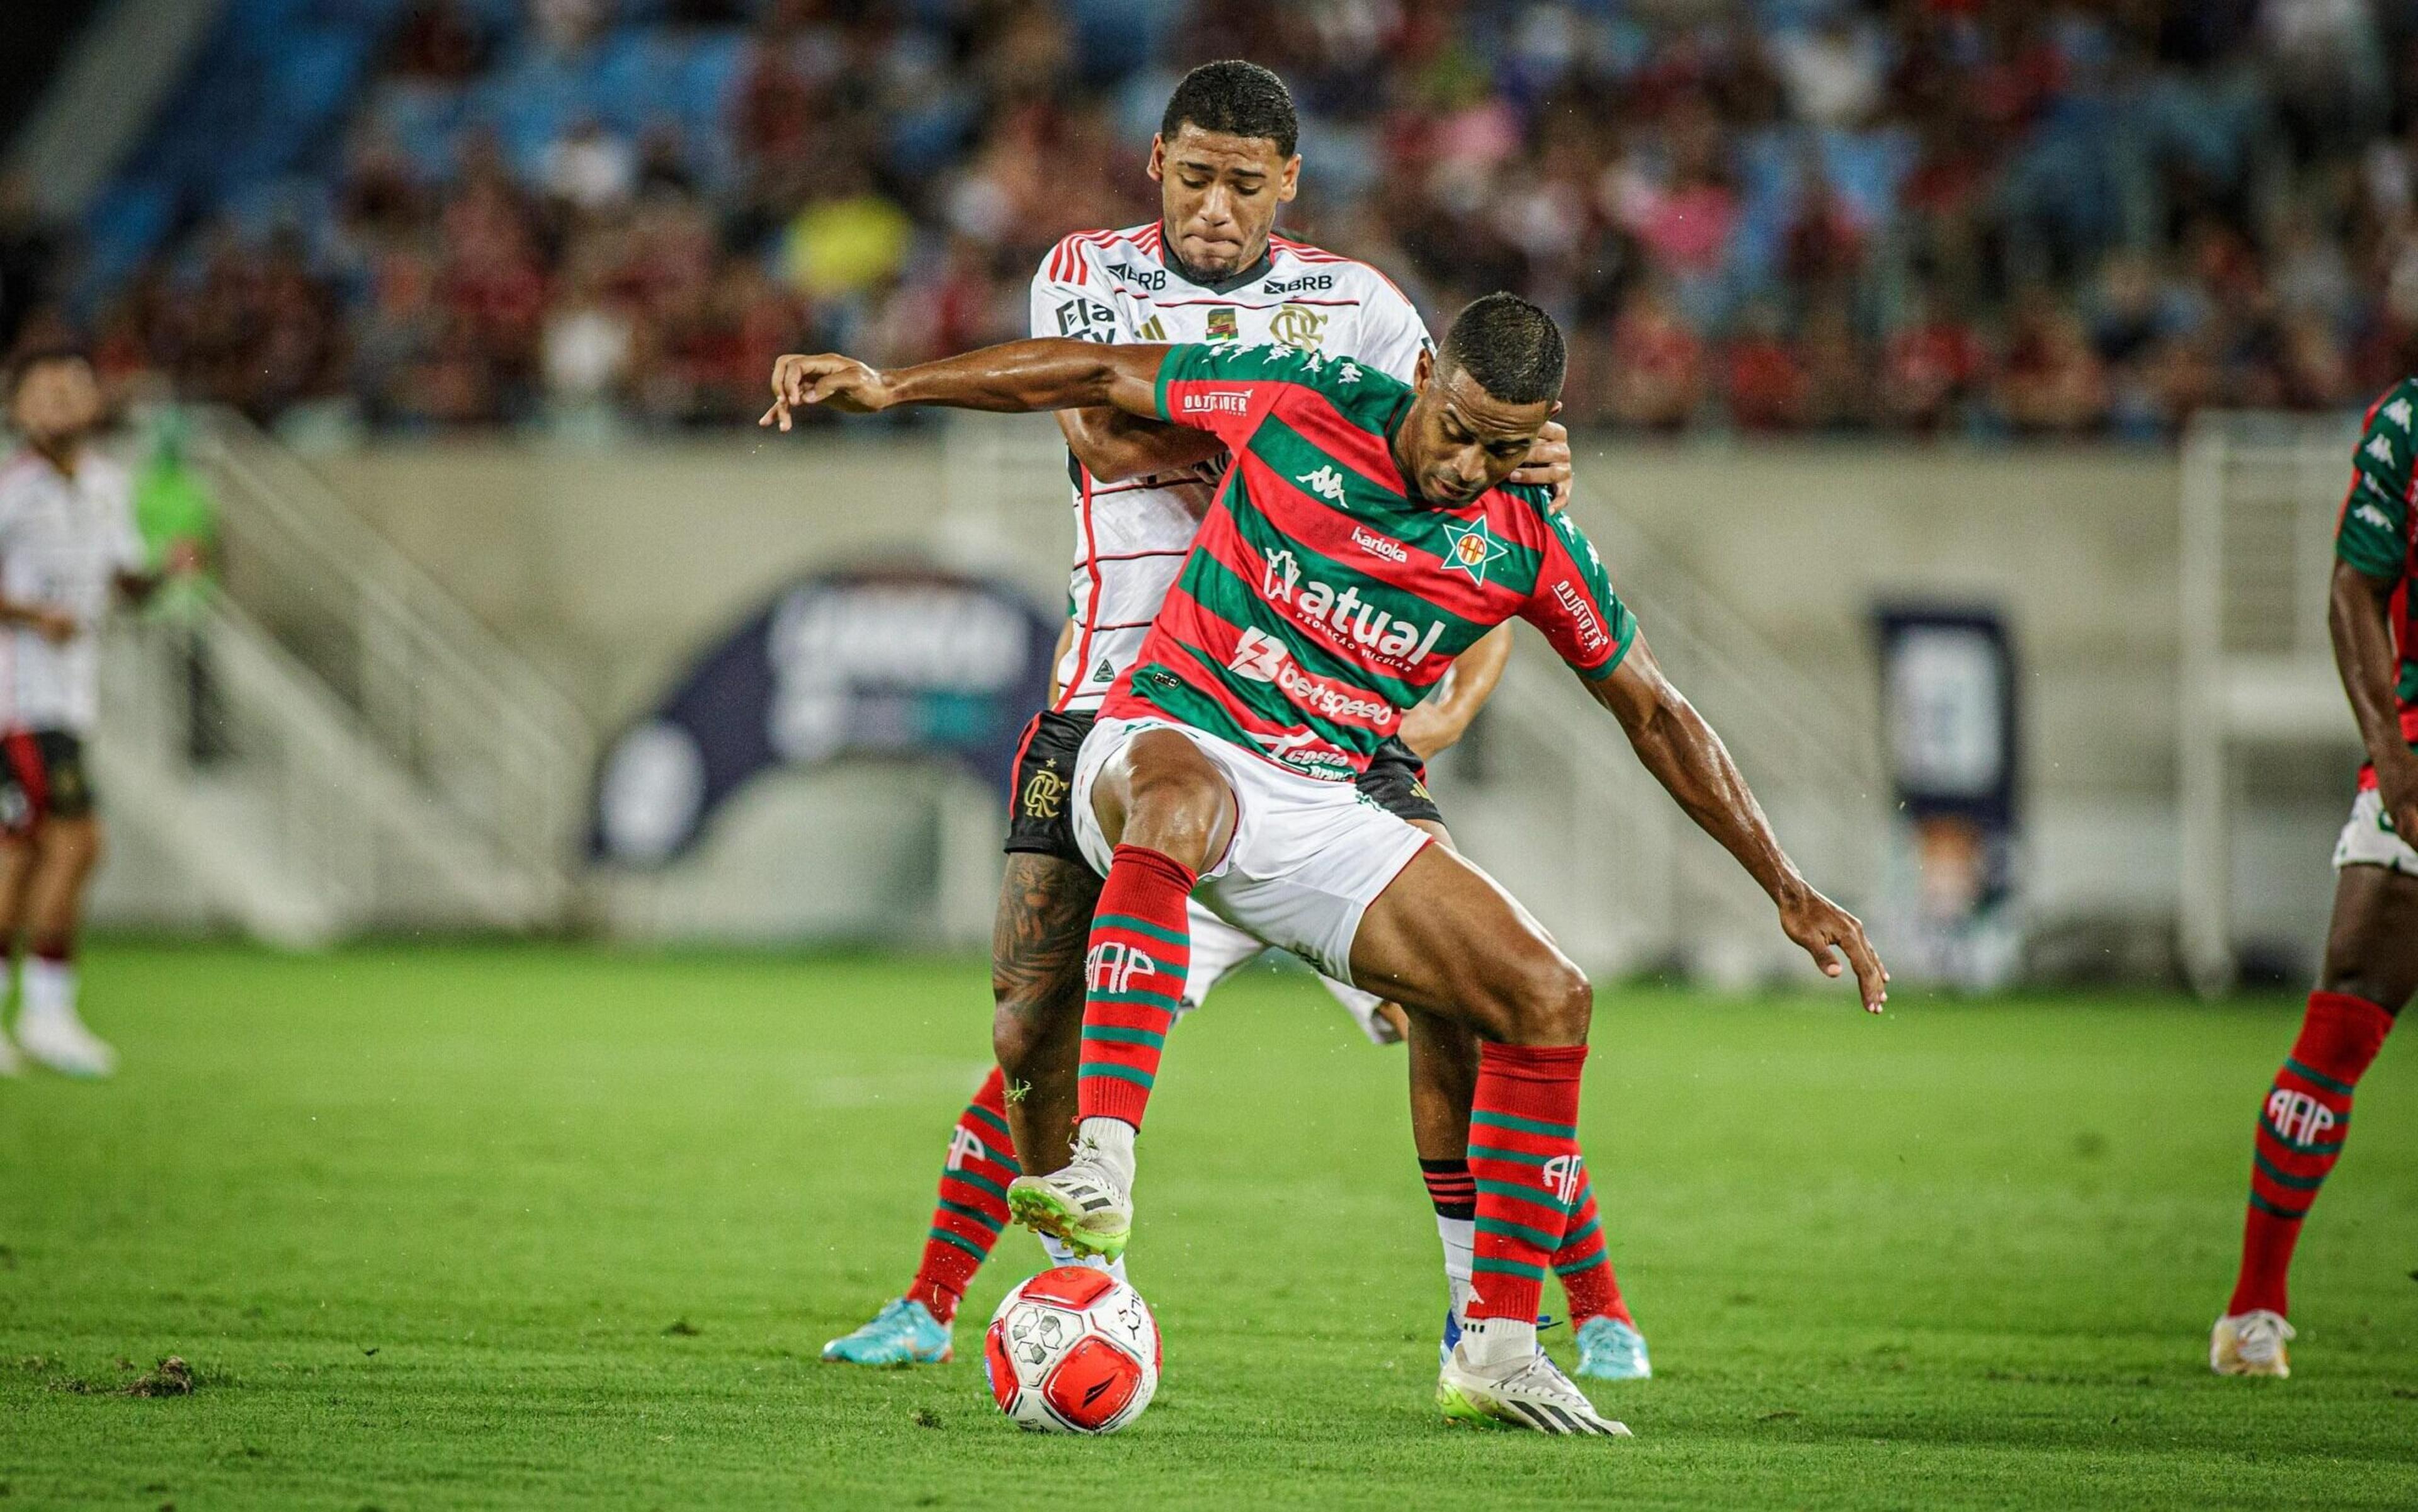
[2211, 380, 2418, 1377]
[815, 61, 1646, 1382]
[764, 293, 1887, 1434]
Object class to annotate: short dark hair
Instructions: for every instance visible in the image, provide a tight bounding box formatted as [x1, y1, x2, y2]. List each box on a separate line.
[1161, 60, 1298, 159]
[6, 346, 91, 401]
[1439, 293, 1565, 405]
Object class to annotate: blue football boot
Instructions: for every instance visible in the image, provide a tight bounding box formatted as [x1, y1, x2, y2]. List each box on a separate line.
[822, 1298, 953, 1365]
[1574, 1315, 1652, 1380]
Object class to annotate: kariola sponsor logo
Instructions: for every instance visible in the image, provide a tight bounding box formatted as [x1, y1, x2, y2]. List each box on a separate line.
[1181, 389, 1251, 417]
[1351, 526, 1406, 563]
[1553, 580, 1609, 653]
[1261, 548, 1447, 667]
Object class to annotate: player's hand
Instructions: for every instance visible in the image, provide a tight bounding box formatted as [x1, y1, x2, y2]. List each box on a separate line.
[759, 354, 893, 430]
[1509, 419, 1572, 511]
[30, 608, 78, 644]
[164, 539, 207, 576]
[1776, 884, 1888, 1013]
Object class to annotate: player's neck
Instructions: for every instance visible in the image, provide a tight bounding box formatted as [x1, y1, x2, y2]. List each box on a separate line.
[28, 437, 82, 479]
[1157, 225, 1272, 295]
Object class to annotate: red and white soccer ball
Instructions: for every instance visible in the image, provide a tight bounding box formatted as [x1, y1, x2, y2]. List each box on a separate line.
[982, 1266, 1161, 1434]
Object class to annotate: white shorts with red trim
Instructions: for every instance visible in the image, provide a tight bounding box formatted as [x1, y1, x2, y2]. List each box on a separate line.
[2333, 786, 2418, 876]
[1177, 903, 1400, 1043]
[1073, 715, 1430, 983]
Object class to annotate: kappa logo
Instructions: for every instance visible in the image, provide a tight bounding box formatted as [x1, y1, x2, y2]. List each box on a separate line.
[1228, 626, 1290, 682]
[2366, 433, 2395, 467]
[2387, 397, 2413, 431]
[1298, 465, 1348, 504]
[1021, 762, 1067, 819]
[1336, 360, 1364, 385]
[2354, 501, 2395, 532]
[2266, 1087, 2337, 1147]
[1540, 1154, 1584, 1205]
[1261, 548, 1448, 667]
[1086, 940, 1160, 994]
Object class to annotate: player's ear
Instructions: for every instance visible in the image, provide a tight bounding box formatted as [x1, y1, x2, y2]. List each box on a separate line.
[1550, 399, 1564, 419]
[1147, 135, 1166, 183]
[1414, 348, 1434, 388]
[1277, 154, 1301, 203]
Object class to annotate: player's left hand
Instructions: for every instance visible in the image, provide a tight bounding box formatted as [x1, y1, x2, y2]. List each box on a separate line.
[1509, 419, 1572, 510]
[164, 539, 207, 576]
[1776, 885, 1888, 1013]
[761, 354, 892, 430]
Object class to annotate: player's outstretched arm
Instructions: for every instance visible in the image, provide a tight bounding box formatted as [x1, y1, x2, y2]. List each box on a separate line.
[1588, 635, 1889, 1012]
[1397, 623, 1513, 759]
[760, 340, 1171, 430]
[2330, 557, 2418, 842]
[1057, 407, 1228, 486]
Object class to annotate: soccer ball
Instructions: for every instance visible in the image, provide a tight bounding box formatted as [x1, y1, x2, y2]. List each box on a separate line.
[982, 1266, 1161, 1434]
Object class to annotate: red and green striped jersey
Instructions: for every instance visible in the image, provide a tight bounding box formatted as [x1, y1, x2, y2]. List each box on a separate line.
[1101, 342, 1638, 780]
[2336, 377, 2418, 782]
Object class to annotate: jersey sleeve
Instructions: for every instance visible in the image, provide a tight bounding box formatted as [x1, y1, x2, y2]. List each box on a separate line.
[1152, 341, 1326, 450]
[1518, 502, 1640, 681]
[1030, 237, 1123, 343]
[1355, 273, 1433, 384]
[2340, 385, 2414, 582]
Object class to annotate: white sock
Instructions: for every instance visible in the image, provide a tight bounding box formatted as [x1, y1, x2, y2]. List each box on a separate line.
[1460, 1315, 1538, 1370]
[1074, 1116, 1137, 1190]
[1036, 1231, 1128, 1280]
[1437, 1215, 1474, 1292]
[21, 956, 74, 1021]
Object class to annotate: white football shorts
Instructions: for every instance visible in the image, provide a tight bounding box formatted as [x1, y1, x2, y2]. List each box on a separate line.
[2332, 785, 2418, 877]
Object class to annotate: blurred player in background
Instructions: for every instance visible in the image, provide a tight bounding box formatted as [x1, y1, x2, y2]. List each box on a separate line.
[0, 351, 195, 1077]
[2212, 380, 2418, 1377]
[812, 61, 1648, 1381]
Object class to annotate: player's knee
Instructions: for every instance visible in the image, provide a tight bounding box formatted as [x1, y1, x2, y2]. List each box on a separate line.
[1501, 956, 1592, 1045]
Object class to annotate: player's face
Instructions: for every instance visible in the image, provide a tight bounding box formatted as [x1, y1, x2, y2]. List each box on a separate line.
[1399, 355, 1555, 507]
[1149, 125, 1299, 279]
[9, 359, 103, 448]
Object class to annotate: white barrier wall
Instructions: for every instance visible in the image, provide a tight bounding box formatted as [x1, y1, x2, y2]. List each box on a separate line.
[297, 435, 2358, 965]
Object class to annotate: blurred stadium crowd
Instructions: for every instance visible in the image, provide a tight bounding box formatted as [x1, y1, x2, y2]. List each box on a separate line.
[4, 0, 2417, 439]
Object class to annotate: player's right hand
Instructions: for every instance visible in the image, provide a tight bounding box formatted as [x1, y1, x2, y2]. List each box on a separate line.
[1776, 884, 1889, 1013]
[760, 354, 892, 430]
[2378, 753, 2418, 852]
[31, 608, 78, 644]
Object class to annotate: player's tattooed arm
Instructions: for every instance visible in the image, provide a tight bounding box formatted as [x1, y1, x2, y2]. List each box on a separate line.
[1398, 623, 1513, 759]
[761, 341, 1171, 429]
[2329, 557, 2418, 841]
[1057, 406, 1227, 486]
[1589, 635, 1889, 1012]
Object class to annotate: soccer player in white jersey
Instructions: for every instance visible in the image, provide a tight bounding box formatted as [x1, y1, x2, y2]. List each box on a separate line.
[816, 62, 1650, 1383]
[0, 351, 191, 1077]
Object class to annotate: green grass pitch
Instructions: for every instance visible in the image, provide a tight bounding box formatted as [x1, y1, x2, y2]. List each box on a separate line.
[1, 943, 2414, 1508]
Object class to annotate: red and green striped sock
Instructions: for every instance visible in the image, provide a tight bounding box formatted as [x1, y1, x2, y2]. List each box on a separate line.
[2229, 990, 2395, 1317]
[1074, 844, 1196, 1131]
[904, 1065, 1021, 1324]
[1552, 1168, 1633, 1326]
[1467, 1041, 1589, 1330]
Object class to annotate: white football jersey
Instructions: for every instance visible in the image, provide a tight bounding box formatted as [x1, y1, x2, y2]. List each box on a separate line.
[1028, 223, 1431, 712]
[0, 450, 144, 734]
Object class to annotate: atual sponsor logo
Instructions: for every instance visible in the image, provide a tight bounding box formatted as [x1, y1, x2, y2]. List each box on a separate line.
[1553, 580, 1609, 654]
[1351, 526, 1405, 563]
[1261, 548, 1447, 667]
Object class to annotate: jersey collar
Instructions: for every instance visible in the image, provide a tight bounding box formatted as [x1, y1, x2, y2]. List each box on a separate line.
[1157, 228, 1274, 296]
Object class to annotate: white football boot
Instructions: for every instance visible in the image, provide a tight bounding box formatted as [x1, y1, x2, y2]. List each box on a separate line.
[1439, 1322, 1632, 1436]
[1006, 1125, 1133, 1260]
[16, 1004, 118, 1079]
[2210, 1310, 2294, 1377]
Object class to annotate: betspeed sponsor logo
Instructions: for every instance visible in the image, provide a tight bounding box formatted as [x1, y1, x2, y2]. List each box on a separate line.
[1260, 548, 1446, 668]
[1225, 628, 1392, 732]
